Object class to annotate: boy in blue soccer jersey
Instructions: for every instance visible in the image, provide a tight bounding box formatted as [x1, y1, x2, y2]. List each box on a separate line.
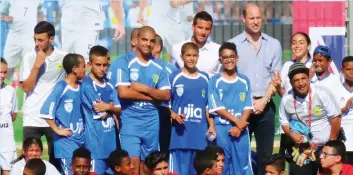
[168, 42, 216, 175]
[208, 42, 253, 175]
[81, 46, 121, 175]
[109, 26, 171, 175]
[40, 53, 86, 175]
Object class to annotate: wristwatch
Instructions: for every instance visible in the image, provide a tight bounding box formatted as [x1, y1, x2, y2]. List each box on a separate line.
[262, 96, 271, 103]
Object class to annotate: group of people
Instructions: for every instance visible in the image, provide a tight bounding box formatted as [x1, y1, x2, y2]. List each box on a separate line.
[1, 2, 353, 175]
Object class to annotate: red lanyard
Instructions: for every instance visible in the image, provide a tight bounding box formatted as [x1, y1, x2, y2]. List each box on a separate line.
[293, 89, 312, 128]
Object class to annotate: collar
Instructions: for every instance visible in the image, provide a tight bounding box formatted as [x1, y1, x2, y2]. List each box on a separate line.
[317, 72, 331, 81]
[239, 31, 268, 43]
[342, 82, 353, 93]
[188, 38, 211, 51]
[45, 47, 58, 61]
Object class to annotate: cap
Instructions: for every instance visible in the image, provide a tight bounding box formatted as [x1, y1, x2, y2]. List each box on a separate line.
[313, 45, 331, 58]
[288, 62, 309, 80]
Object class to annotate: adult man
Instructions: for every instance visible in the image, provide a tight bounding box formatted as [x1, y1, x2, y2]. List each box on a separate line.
[171, 11, 220, 77]
[228, 3, 282, 174]
[20, 21, 67, 170]
[61, 0, 125, 61]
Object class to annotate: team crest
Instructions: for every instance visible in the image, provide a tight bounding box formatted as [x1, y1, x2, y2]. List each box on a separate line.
[56, 63, 63, 70]
[176, 84, 184, 97]
[239, 93, 245, 101]
[152, 74, 159, 84]
[219, 89, 223, 100]
[202, 89, 206, 98]
[64, 99, 73, 113]
[130, 68, 139, 81]
[313, 105, 323, 116]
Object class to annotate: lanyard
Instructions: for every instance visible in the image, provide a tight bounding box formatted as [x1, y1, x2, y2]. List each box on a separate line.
[293, 89, 312, 128]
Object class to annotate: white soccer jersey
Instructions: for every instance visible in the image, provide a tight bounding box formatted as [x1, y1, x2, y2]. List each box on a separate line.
[312, 73, 341, 102]
[171, 39, 221, 77]
[10, 158, 60, 175]
[279, 84, 341, 145]
[281, 59, 312, 92]
[0, 84, 17, 152]
[334, 83, 353, 151]
[61, 0, 103, 31]
[20, 49, 66, 127]
[0, 0, 41, 33]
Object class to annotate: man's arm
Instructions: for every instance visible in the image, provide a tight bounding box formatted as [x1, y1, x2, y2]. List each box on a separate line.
[110, 0, 125, 41]
[330, 116, 341, 140]
[118, 86, 154, 101]
[130, 82, 170, 101]
[22, 50, 46, 93]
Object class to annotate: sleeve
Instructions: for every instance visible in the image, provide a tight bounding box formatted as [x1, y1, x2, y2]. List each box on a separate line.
[157, 67, 171, 90]
[208, 77, 226, 113]
[319, 87, 341, 119]
[20, 54, 32, 82]
[106, 64, 118, 87]
[11, 88, 18, 114]
[279, 97, 290, 126]
[81, 84, 107, 120]
[116, 58, 131, 86]
[0, 0, 10, 14]
[40, 83, 64, 119]
[272, 40, 283, 72]
[244, 78, 253, 110]
[110, 89, 121, 107]
[9, 163, 22, 175]
[45, 161, 61, 175]
[161, 73, 175, 108]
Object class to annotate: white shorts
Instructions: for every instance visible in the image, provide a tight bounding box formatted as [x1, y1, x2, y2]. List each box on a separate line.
[3, 31, 34, 68]
[61, 28, 99, 63]
[0, 151, 17, 170]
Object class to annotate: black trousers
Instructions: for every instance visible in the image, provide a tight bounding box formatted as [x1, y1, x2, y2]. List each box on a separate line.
[158, 107, 171, 157]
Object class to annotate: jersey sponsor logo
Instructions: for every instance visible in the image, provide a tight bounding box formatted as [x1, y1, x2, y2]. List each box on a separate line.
[176, 84, 184, 97]
[313, 105, 324, 116]
[102, 117, 115, 131]
[218, 109, 235, 124]
[177, 104, 202, 122]
[219, 89, 223, 100]
[152, 74, 159, 84]
[64, 99, 73, 113]
[130, 68, 139, 81]
[202, 89, 206, 98]
[0, 123, 9, 128]
[239, 92, 245, 102]
[69, 119, 84, 134]
[56, 63, 63, 70]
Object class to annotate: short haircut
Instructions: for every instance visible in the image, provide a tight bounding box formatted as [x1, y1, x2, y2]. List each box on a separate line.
[145, 151, 168, 169]
[34, 21, 55, 38]
[72, 147, 91, 161]
[89, 45, 109, 62]
[243, 3, 261, 17]
[24, 158, 46, 175]
[0, 57, 7, 64]
[63, 53, 83, 74]
[193, 11, 213, 28]
[219, 42, 238, 57]
[131, 28, 139, 41]
[155, 34, 163, 52]
[108, 150, 129, 170]
[205, 145, 225, 156]
[342, 56, 353, 68]
[263, 154, 285, 172]
[324, 140, 347, 161]
[181, 42, 199, 55]
[194, 150, 217, 174]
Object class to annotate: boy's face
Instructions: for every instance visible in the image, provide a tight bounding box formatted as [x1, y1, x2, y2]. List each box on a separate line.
[34, 33, 54, 52]
[342, 61, 353, 82]
[265, 165, 284, 175]
[152, 161, 169, 175]
[205, 161, 218, 175]
[181, 49, 199, 70]
[88, 55, 109, 79]
[313, 54, 331, 75]
[216, 154, 224, 174]
[71, 157, 91, 175]
[0, 63, 7, 85]
[74, 57, 86, 80]
[220, 48, 238, 71]
[115, 157, 134, 175]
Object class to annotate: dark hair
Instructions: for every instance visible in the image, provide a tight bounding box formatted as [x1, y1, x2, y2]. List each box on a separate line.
[0, 57, 7, 64]
[24, 158, 46, 175]
[63, 53, 84, 74]
[193, 11, 213, 28]
[89, 45, 109, 62]
[12, 137, 43, 164]
[324, 140, 347, 162]
[292, 32, 311, 58]
[205, 145, 225, 156]
[34, 21, 55, 38]
[194, 150, 217, 174]
[72, 147, 91, 162]
[263, 154, 285, 172]
[155, 34, 163, 52]
[181, 42, 199, 55]
[108, 149, 129, 170]
[219, 42, 238, 57]
[145, 151, 168, 169]
[342, 56, 353, 68]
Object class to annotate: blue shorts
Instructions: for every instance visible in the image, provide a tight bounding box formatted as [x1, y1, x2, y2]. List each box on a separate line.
[120, 130, 159, 161]
[169, 149, 197, 175]
[91, 159, 113, 175]
[60, 158, 72, 175]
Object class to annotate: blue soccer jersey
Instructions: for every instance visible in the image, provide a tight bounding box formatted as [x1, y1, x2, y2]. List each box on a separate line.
[81, 75, 120, 159]
[169, 70, 209, 150]
[208, 73, 253, 125]
[40, 80, 84, 159]
[113, 54, 171, 131]
[165, 62, 178, 75]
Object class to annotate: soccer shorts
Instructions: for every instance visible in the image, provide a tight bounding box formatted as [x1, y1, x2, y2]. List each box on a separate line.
[120, 130, 159, 161]
[61, 28, 99, 63]
[91, 159, 113, 175]
[215, 124, 253, 175]
[169, 149, 197, 175]
[0, 151, 16, 171]
[60, 158, 73, 175]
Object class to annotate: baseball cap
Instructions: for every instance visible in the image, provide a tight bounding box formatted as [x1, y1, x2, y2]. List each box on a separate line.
[288, 62, 309, 80]
[313, 45, 331, 58]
